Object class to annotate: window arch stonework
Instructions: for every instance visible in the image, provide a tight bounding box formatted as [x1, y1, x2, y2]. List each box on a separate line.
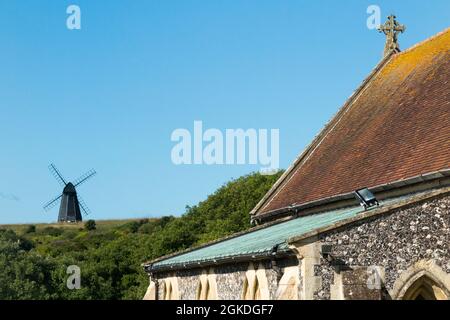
[242, 262, 270, 300]
[161, 275, 180, 300]
[197, 268, 218, 300]
[391, 260, 450, 300]
[275, 265, 300, 300]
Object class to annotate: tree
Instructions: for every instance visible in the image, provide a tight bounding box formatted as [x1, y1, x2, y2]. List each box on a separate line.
[0, 229, 56, 299]
[84, 220, 96, 231]
[25, 225, 36, 234]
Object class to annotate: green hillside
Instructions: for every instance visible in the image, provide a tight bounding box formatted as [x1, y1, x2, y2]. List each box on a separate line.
[0, 171, 283, 300]
[0, 218, 156, 234]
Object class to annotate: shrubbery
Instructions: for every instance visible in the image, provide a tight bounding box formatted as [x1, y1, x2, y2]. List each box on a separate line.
[0, 171, 282, 299]
[84, 220, 97, 231]
[25, 225, 36, 234]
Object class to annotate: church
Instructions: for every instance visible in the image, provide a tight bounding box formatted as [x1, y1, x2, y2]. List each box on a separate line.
[143, 17, 450, 300]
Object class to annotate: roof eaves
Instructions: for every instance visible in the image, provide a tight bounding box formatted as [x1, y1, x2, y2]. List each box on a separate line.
[145, 246, 293, 273]
[288, 186, 450, 245]
[253, 169, 450, 223]
[141, 211, 297, 267]
[145, 186, 450, 273]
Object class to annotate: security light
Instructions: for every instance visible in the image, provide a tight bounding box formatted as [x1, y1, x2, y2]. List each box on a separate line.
[354, 188, 379, 210]
[321, 244, 333, 262]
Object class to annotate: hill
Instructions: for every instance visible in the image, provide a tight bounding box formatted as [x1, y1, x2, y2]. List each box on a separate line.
[0, 171, 283, 300]
[0, 218, 157, 234]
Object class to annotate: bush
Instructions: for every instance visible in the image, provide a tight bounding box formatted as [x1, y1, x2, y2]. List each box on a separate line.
[84, 220, 96, 231]
[41, 227, 64, 237]
[25, 225, 36, 234]
[124, 221, 140, 233]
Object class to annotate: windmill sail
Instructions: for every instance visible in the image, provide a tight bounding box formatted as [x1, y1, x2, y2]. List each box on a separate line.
[49, 164, 67, 187]
[44, 194, 63, 211]
[74, 170, 97, 187]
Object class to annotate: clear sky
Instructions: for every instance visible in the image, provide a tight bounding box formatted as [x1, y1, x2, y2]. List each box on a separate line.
[0, 1, 449, 224]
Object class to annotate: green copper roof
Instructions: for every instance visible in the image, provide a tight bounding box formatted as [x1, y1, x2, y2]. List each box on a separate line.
[147, 187, 442, 272]
[150, 204, 366, 271]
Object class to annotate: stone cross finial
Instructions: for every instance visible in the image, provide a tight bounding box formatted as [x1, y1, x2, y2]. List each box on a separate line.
[378, 15, 406, 57]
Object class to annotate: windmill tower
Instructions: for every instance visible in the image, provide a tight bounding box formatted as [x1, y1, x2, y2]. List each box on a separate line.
[44, 164, 96, 222]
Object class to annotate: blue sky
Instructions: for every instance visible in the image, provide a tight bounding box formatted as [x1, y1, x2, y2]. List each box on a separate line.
[0, 1, 449, 224]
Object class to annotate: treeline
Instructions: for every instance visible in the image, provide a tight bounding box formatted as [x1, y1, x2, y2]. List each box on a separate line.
[0, 171, 282, 299]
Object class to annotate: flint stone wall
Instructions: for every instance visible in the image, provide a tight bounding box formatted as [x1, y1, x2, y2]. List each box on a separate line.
[314, 194, 450, 299]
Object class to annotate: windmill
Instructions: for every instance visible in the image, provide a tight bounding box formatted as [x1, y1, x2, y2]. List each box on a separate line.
[44, 164, 96, 222]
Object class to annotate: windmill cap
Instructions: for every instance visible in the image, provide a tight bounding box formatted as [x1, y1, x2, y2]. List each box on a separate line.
[63, 182, 76, 194]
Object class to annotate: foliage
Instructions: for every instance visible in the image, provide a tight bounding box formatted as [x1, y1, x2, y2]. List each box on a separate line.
[25, 225, 36, 234]
[40, 227, 64, 237]
[0, 171, 282, 300]
[84, 220, 97, 231]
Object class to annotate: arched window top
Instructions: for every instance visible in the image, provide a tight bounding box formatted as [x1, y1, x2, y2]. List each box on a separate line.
[196, 280, 202, 300]
[164, 280, 173, 300]
[242, 262, 269, 300]
[197, 269, 217, 300]
[197, 278, 210, 300]
[161, 276, 179, 300]
[403, 275, 448, 300]
[392, 260, 450, 300]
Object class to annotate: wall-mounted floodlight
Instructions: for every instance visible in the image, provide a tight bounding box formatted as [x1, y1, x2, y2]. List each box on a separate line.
[354, 188, 379, 210]
[321, 244, 333, 262]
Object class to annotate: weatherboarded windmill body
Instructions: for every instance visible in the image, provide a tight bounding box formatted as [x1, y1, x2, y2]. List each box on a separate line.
[44, 164, 96, 222]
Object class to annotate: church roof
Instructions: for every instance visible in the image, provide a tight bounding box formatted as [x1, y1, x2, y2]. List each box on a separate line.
[145, 188, 449, 272]
[147, 197, 371, 271]
[251, 28, 450, 220]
